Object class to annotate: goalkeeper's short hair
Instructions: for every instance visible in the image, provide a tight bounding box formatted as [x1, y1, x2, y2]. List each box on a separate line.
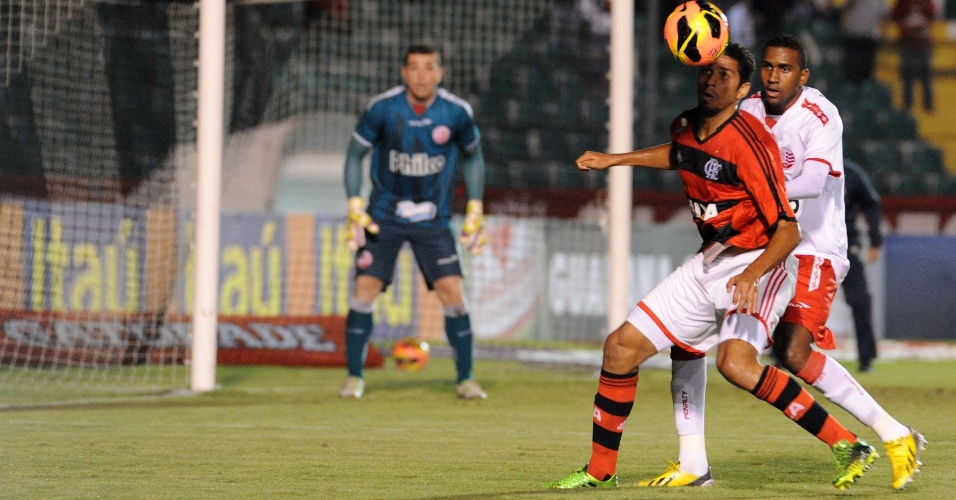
[405, 44, 441, 67]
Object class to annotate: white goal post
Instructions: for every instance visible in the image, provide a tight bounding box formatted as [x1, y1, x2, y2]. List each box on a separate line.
[188, 0, 639, 389]
[0, 0, 678, 405]
[192, 0, 226, 392]
[606, 0, 634, 332]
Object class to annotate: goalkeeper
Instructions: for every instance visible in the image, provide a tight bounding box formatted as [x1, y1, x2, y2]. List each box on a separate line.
[339, 44, 488, 400]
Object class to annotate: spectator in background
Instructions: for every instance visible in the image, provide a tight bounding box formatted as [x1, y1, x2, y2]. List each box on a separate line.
[840, 0, 890, 83]
[892, 0, 938, 112]
[842, 159, 883, 373]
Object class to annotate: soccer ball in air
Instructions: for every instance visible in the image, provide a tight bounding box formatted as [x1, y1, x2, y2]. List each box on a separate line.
[664, 1, 730, 66]
[392, 337, 430, 372]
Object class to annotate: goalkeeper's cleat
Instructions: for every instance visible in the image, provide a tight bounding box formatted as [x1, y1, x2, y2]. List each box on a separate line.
[546, 466, 618, 489]
[637, 461, 714, 487]
[338, 376, 365, 399]
[456, 379, 487, 400]
[831, 439, 879, 490]
[885, 428, 926, 490]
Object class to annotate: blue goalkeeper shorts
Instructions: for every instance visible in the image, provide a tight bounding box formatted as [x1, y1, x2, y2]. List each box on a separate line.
[354, 219, 462, 290]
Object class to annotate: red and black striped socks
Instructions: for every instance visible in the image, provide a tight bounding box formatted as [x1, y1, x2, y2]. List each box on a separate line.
[587, 369, 638, 480]
[751, 365, 857, 446]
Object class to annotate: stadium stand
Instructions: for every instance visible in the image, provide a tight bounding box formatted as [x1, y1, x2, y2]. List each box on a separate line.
[471, 9, 956, 197]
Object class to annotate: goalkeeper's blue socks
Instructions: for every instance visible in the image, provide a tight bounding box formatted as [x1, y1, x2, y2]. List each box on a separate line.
[344, 309, 373, 378]
[444, 313, 474, 383]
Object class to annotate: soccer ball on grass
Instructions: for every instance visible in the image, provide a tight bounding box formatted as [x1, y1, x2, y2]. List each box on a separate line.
[663, 1, 730, 66]
[392, 337, 430, 372]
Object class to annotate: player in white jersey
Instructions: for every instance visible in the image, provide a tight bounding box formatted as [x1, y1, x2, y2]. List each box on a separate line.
[638, 35, 924, 491]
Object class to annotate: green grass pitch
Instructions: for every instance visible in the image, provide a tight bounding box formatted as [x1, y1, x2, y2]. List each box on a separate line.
[1, 357, 954, 498]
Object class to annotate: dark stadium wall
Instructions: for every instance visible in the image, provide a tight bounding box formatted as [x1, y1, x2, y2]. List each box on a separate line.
[884, 235, 956, 341]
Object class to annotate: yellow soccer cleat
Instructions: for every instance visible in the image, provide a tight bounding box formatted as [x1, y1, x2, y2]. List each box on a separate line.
[832, 439, 879, 490]
[637, 461, 714, 487]
[885, 429, 926, 490]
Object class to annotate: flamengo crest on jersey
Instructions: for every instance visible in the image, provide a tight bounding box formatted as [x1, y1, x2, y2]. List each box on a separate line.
[670, 110, 795, 254]
[739, 87, 849, 269]
[354, 86, 480, 226]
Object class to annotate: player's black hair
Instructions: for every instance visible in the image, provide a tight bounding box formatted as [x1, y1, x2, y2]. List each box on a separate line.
[722, 42, 755, 87]
[764, 34, 808, 70]
[405, 44, 442, 67]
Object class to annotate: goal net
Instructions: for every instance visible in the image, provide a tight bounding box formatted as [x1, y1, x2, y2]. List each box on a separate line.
[214, 0, 689, 366]
[0, 0, 197, 405]
[0, 0, 690, 404]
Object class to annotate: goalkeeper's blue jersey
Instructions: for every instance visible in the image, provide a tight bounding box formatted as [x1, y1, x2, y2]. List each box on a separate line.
[353, 86, 480, 226]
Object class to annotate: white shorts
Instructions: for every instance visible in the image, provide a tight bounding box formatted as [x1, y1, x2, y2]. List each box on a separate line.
[626, 250, 797, 355]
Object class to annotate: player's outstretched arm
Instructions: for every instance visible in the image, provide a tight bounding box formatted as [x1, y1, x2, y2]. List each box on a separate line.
[575, 143, 673, 171]
[726, 219, 801, 314]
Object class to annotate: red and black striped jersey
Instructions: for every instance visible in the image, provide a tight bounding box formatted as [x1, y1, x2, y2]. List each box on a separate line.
[669, 109, 796, 254]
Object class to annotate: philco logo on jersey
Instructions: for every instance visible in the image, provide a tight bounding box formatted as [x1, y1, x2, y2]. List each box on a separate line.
[389, 150, 446, 176]
[703, 157, 722, 181]
[689, 199, 720, 220]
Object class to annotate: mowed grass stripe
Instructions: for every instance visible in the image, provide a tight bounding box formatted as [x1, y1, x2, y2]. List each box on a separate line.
[1, 358, 953, 499]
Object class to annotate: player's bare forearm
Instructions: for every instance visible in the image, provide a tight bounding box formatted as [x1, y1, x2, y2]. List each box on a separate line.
[575, 143, 672, 171]
[746, 219, 800, 277]
[726, 219, 800, 314]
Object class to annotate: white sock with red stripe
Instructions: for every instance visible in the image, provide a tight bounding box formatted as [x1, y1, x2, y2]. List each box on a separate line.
[798, 350, 909, 442]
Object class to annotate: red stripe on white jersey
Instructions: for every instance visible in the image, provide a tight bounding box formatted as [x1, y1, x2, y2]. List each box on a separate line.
[805, 157, 841, 177]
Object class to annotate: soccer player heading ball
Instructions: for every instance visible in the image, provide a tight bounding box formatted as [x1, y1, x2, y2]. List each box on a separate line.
[548, 42, 883, 491]
[644, 33, 925, 492]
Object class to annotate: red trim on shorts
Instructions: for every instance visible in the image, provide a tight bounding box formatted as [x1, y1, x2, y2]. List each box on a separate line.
[637, 301, 704, 356]
[759, 263, 788, 320]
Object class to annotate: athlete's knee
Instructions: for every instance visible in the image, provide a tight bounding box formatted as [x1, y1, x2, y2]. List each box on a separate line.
[777, 338, 812, 373]
[716, 356, 747, 388]
[716, 342, 762, 391]
[602, 330, 628, 363]
[348, 297, 375, 314]
[602, 325, 654, 373]
[773, 323, 813, 373]
[352, 276, 383, 303]
[442, 302, 469, 318]
[433, 276, 464, 304]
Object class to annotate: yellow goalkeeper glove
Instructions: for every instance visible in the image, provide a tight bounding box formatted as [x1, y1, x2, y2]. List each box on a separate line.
[459, 199, 487, 255]
[346, 196, 379, 251]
